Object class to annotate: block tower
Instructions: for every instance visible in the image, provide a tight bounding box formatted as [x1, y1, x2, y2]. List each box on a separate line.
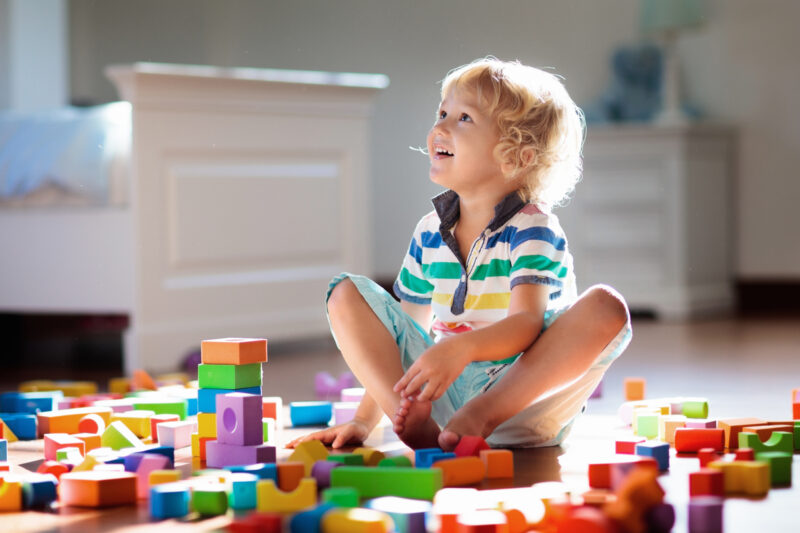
[192, 339, 267, 462]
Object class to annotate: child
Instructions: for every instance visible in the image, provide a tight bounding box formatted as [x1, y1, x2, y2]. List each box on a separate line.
[287, 57, 631, 451]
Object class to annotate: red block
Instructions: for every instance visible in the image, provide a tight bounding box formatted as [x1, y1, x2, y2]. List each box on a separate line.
[37, 460, 71, 480]
[734, 448, 754, 461]
[150, 414, 180, 444]
[615, 437, 646, 454]
[454, 435, 490, 457]
[588, 455, 658, 489]
[697, 448, 721, 468]
[674, 428, 725, 453]
[689, 469, 724, 497]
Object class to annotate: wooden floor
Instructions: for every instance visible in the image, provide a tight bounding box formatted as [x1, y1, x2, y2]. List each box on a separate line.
[2, 315, 799, 532]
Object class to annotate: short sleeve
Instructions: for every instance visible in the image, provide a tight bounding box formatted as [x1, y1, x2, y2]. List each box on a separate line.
[393, 217, 435, 304]
[508, 213, 569, 295]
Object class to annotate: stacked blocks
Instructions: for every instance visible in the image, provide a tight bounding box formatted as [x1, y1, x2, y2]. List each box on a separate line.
[206, 393, 276, 468]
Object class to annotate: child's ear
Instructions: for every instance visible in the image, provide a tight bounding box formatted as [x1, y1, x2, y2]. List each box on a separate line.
[519, 146, 537, 168]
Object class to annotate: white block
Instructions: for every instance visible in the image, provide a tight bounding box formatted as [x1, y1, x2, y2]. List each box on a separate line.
[156, 420, 197, 449]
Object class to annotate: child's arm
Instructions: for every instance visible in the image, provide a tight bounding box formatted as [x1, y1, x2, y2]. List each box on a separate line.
[400, 300, 434, 333]
[394, 283, 548, 401]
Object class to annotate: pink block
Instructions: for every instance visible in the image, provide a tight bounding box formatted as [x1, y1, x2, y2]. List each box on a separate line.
[685, 419, 717, 429]
[340, 387, 365, 403]
[44, 434, 86, 461]
[150, 414, 180, 443]
[217, 393, 263, 446]
[135, 454, 171, 499]
[333, 402, 359, 425]
[157, 420, 196, 449]
[205, 441, 276, 468]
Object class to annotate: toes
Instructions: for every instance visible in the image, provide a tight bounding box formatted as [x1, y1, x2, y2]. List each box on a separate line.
[438, 429, 460, 451]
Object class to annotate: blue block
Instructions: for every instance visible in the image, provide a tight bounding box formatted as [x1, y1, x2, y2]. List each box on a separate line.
[290, 503, 336, 533]
[366, 496, 432, 533]
[186, 395, 198, 416]
[2, 392, 62, 414]
[427, 451, 456, 465]
[414, 448, 444, 469]
[0, 439, 6, 461]
[289, 401, 333, 427]
[225, 462, 278, 481]
[127, 446, 175, 468]
[0, 413, 37, 440]
[197, 386, 260, 413]
[150, 483, 190, 519]
[636, 441, 670, 471]
[229, 473, 258, 510]
[22, 474, 58, 508]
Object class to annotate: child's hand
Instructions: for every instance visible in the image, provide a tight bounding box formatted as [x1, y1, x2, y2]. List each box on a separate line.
[393, 336, 470, 402]
[285, 418, 372, 450]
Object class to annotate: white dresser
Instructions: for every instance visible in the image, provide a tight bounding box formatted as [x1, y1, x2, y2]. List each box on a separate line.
[559, 123, 736, 319]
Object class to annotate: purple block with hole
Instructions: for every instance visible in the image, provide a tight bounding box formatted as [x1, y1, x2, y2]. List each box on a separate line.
[205, 440, 276, 468]
[311, 460, 343, 489]
[688, 496, 723, 533]
[216, 392, 263, 446]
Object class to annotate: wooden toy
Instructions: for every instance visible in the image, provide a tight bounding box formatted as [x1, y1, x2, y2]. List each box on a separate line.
[229, 472, 259, 510]
[135, 454, 171, 499]
[687, 496, 723, 533]
[78, 414, 107, 435]
[0, 463, 9, 472]
[150, 482, 190, 519]
[792, 388, 800, 419]
[59, 470, 137, 507]
[738, 431, 793, 454]
[673, 428, 725, 452]
[149, 469, 181, 485]
[198, 386, 261, 414]
[0, 475, 22, 511]
[21, 473, 58, 508]
[716, 417, 764, 449]
[198, 412, 217, 438]
[378, 456, 413, 467]
[0, 439, 5, 462]
[111, 410, 155, 438]
[201, 338, 268, 365]
[261, 396, 283, 421]
[132, 398, 187, 420]
[333, 402, 359, 425]
[290, 503, 336, 533]
[558, 505, 615, 533]
[226, 463, 278, 481]
[680, 400, 709, 419]
[432, 456, 486, 487]
[658, 415, 687, 444]
[205, 441, 276, 468]
[108, 377, 131, 395]
[311, 460, 344, 490]
[341, 387, 366, 402]
[328, 453, 365, 466]
[1, 391, 62, 414]
[101, 420, 145, 450]
[287, 439, 329, 475]
[707, 460, 770, 497]
[634, 412, 659, 439]
[321, 507, 394, 532]
[191, 483, 229, 515]
[72, 455, 99, 473]
[685, 419, 717, 429]
[741, 423, 795, 443]
[353, 447, 386, 467]
[0, 422, 3, 438]
[257, 478, 317, 513]
[36, 460, 69, 481]
[157, 419, 196, 448]
[605, 467, 664, 533]
[20, 380, 97, 397]
[455, 509, 510, 531]
[277, 461, 306, 492]
[588, 455, 658, 490]
[289, 401, 333, 427]
[480, 449, 514, 478]
[322, 486, 359, 507]
[37, 406, 113, 437]
[415, 448, 444, 468]
[330, 466, 443, 500]
[615, 436, 646, 454]
[689, 468, 724, 497]
[217, 392, 263, 446]
[734, 448, 754, 461]
[795, 421, 800, 451]
[453, 435, 490, 457]
[57, 447, 84, 463]
[697, 448, 721, 468]
[198, 362, 262, 389]
[624, 377, 646, 401]
[635, 441, 670, 471]
[0, 413, 36, 440]
[754, 451, 792, 486]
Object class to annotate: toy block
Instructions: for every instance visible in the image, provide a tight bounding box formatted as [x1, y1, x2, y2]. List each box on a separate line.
[201, 337, 268, 365]
[197, 412, 217, 439]
[217, 392, 263, 446]
[634, 412, 659, 438]
[229, 472, 259, 510]
[321, 507, 394, 532]
[231, 512, 284, 533]
[135, 454, 171, 498]
[659, 415, 687, 444]
[415, 448, 444, 468]
[716, 417, 764, 449]
[20, 380, 97, 397]
[0, 475, 22, 511]
[21, 473, 58, 508]
[276, 461, 306, 492]
[615, 436, 646, 454]
[689, 468, 725, 497]
[698, 448, 722, 468]
[688, 496, 723, 533]
[673, 428, 725, 452]
[1, 391, 62, 414]
[78, 413, 107, 435]
[755, 451, 792, 486]
[315, 371, 356, 399]
[341, 387, 366, 402]
[59, 470, 137, 507]
[37, 406, 113, 437]
[288, 439, 329, 475]
[680, 400, 709, 419]
[198, 386, 261, 414]
[206, 440, 276, 468]
[311, 460, 344, 490]
[150, 482, 190, 519]
[795, 421, 800, 451]
[1, 421, 18, 442]
[635, 441, 670, 471]
[734, 448, 754, 461]
[742, 424, 795, 443]
[226, 462, 278, 481]
[353, 447, 385, 467]
[480, 449, 513, 478]
[149, 469, 181, 486]
[198, 362, 262, 389]
[329, 453, 365, 466]
[102, 420, 144, 450]
[0, 413, 36, 440]
[453, 435, 490, 457]
[289, 503, 336, 533]
[331, 466, 443, 500]
[0, 423, 3, 438]
[322, 486, 359, 507]
[685, 419, 717, 429]
[37, 460, 69, 481]
[605, 467, 665, 533]
[378, 456, 413, 467]
[191, 483, 229, 515]
[333, 402, 359, 425]
[93, 398, 135, 413]
[191, 433, 213, 460]
[646, 502, 676, 533]
[108, 377, 130, 395]
[44, 433, 87, 461]
[72, 454, 99, 472]
[588, 455, 658, 489]
[111, 410, 155, 438]
[557, 506, 616, 533]
[257, 477, 317, 513]
[57, 447, 84, 463]
[0, 462, 8, 472]
[624, 377, 646, 401]
[738, 431, 793, 454]
[707, 460, 770, 497]
[0, 440, 5, 462]
[290, 401, 333, 426]
[261, 396, 283, 420]
[455, 509, 510, 531]
[366, 496, 431, 533]
[431, 456, 486, 487]
[132, 369, 158, 391]
[157, 419, 195, 448]
[263, 418, 276, 444]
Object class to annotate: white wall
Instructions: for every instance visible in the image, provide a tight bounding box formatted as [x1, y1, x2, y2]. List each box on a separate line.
[67, 0, 800, 280]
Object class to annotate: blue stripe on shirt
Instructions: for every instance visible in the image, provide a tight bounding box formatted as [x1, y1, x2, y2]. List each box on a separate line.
[420, 231, 442, 248]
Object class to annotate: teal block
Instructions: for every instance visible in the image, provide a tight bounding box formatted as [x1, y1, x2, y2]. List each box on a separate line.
[150, 483, 190, 519]
[290, 503, 336, 533]
[738, 431, 794, 454]
[755, 451, 792, 486]
[330, 466, 442, 500]
[198, 363, 262, 389]
[229, 473, 258, 510]
[322, 487, 360, 507]
[0, 439, 6, 461]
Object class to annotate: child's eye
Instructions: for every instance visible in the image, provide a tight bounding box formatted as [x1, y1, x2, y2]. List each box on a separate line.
[438, 110, 447, 120]
[459, 113, 472, 122]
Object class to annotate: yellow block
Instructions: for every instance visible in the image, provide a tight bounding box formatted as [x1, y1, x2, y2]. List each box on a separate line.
[658, 415, 687, 444]
[19, 380, 97, 397]
[708, 460, 770, 497]
[354, 447, 386, 467]
[1, 421, 18, 442]
[111, 410, 156, 438]
[256, 478, 316, 513]
[197, 413, 217, 438]
[72, 455, 99, 472]
[108, 378, 131, 395]
[321, 508, 394, 533]
[287, 439, 329, 476]
[150, 470, 181, 486]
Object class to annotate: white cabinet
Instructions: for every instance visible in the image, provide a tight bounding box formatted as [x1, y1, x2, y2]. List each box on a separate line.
[559, 123, 736, 319]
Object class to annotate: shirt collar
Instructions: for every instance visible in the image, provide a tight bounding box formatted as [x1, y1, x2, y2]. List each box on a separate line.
[431, 189, 527, 232]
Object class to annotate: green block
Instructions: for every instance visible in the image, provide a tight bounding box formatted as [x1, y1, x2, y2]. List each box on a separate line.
[132, 399, 187, 420]
[101, 420, 143, 450]
[198, 363, 262, 389]
[330, 467, 442, 500]
[322, 487, 360, 507]
[263, 418, 275, 443]
[794, 422, 800, 451]
[755, 451, 793, 486]
[377, 456, 413, 468]
[191, 485, 228, 515]
[681, 400, 709, 419]
[635, 413, 659, 439]
[738, 431, 794, 454]
[328, 453, 364, 466]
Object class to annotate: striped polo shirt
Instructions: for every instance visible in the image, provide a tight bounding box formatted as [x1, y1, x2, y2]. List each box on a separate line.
[393, 189, 577, 342]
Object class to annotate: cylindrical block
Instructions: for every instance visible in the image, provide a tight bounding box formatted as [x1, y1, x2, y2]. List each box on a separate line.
[674, 428, 725, 452]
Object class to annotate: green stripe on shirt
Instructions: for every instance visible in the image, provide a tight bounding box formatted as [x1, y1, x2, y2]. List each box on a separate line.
[510, 254, 567, 278]
[422, 261, 462, 279]
[399, 267, 435, 294]
[470, 259, 511, 280]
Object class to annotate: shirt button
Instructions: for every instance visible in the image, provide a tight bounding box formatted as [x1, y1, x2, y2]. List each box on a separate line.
[461, 275, 466, 281]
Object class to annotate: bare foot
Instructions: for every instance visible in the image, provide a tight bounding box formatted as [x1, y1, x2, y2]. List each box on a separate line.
[393, 395, 441, 449]
[438, 397, 494, 451]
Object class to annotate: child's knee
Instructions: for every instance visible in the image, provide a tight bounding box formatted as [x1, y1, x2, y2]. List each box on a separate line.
[327, 278, 362, 319]
[584, 284, 629, 330]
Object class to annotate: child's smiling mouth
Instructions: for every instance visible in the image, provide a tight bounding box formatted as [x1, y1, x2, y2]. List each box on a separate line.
[433, 146, 454, 159]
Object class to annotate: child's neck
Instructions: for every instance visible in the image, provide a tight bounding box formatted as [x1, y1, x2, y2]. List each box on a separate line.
[456, 187, 517, 230]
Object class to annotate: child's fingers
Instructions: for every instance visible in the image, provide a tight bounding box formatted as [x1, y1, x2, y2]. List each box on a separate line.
[394, 366, 419, 392]
[403, 372, 429, 397]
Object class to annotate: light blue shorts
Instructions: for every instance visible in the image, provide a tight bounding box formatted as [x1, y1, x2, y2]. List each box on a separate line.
[326, 272, 632, 447]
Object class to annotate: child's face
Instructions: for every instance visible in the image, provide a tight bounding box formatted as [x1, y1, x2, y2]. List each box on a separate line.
[427, 85, 508, 197]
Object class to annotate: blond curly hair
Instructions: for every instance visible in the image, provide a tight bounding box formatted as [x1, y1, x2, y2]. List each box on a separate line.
[441, 57, 585, 207]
